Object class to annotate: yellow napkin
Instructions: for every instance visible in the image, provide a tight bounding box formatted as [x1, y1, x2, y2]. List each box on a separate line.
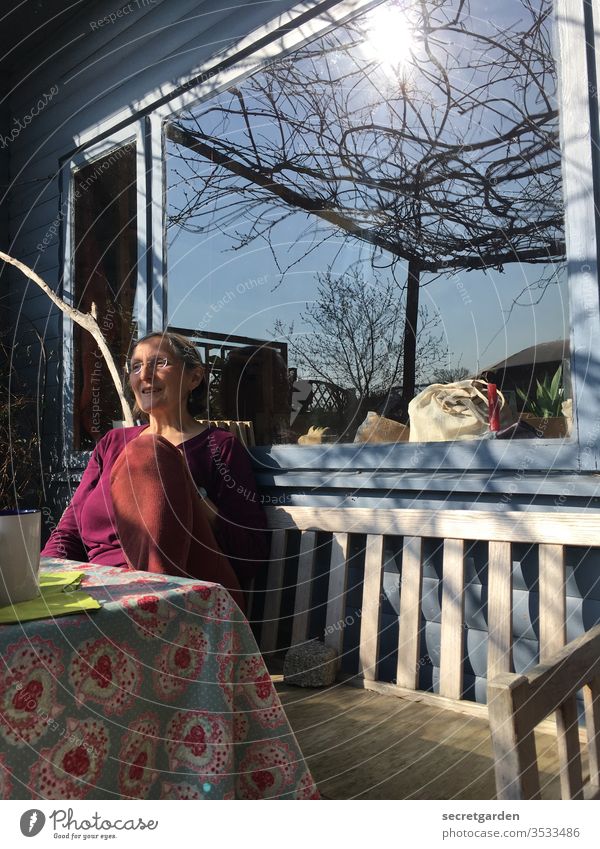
[0, 572, 101, 624]
[39, 571, 84, 592]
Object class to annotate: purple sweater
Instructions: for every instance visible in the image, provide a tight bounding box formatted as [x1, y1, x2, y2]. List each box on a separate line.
[42, 426, 268, 580]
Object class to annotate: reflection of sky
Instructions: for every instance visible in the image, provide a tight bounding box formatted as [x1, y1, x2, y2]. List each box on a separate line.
[165, 0, 567, 381]
[167, 197, 568, 378]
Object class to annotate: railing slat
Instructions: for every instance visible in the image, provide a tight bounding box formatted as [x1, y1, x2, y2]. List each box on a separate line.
[488, 675, 542, 800]
[397, 536, 423, 689]
[538, 542, 585, 798]
[556, 696, 584, 799]
[358, 534, 384, 681]
[260, 529, 287, 654]
[539, 543, 566, 660]
[440, 538, 466, 700]
[487, 541, 513, 682]
[583, 677, 600, 790]
[324, 532, 350, 658]
[291, 530, 317, 646]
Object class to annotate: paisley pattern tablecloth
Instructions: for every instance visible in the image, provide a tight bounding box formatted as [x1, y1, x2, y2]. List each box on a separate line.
[0, 560, 319, 800]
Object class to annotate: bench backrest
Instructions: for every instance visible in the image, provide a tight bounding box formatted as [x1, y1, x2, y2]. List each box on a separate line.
[254, 506, 600, 703]
[197, 419, 255, 447]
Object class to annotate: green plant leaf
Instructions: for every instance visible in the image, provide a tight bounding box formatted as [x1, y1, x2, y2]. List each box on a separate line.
[550, 365, 563, 399]
[517, 364, 565, 418]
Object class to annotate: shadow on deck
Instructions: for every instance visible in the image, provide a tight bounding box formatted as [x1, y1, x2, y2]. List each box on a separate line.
[274, 678, 563, 800]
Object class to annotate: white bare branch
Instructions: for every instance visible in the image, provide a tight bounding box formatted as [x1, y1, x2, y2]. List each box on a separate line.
[0, 251, 134, 426]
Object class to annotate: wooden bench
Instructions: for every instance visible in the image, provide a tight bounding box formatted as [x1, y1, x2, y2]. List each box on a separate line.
[250, 505, 600, 795]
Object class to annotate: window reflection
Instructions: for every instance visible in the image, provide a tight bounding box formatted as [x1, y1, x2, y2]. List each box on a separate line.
[165, 0, 568, 446]
[73, 144, 137, 449]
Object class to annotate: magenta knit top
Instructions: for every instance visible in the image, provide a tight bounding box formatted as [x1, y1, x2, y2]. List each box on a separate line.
[41, 425, 268, 581]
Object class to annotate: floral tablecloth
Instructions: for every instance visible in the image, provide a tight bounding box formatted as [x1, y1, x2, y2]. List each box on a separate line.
[0, 559, 319, 800]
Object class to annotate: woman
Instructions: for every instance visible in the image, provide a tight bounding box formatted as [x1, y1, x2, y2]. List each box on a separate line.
[42, 332, 268, 610]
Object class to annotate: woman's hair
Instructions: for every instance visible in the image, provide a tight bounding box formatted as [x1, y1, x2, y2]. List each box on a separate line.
[127, 330, 206, 419]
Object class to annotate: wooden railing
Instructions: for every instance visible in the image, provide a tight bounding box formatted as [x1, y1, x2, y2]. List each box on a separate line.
[251, 505, 600, 797]
[254, 507, 599, 699]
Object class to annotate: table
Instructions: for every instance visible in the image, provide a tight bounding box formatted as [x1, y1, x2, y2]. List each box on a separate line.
[0, 560, 319, 800]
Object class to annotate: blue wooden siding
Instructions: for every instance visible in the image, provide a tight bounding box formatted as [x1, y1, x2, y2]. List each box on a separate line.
[1, 100, 9, 338]
[0, 101, 8, 255]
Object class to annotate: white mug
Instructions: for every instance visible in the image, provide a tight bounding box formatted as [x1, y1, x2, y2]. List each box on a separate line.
[0, 510, 41, 607]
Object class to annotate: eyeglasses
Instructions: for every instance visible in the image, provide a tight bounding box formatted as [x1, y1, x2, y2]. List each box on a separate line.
[126, 356, 172, 375]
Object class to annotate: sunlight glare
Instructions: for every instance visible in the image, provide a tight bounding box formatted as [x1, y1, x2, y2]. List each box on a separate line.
[363, 5, 415, 72]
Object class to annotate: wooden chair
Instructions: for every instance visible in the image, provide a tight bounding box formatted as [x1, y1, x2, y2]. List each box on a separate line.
[488, 623, 600, 799]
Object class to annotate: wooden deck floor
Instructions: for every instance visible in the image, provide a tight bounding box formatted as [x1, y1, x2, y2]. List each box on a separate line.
[275, 678, 563, 800]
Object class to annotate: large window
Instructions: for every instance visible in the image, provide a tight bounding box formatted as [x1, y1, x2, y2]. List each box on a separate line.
[72, 143, 138, 450]
[165, 0, 569, 447]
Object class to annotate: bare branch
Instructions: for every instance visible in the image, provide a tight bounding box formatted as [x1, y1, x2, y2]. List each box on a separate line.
[0, 251, 134, 425]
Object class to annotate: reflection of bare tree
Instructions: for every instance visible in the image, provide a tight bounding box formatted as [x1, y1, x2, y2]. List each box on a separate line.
[431, 366, 471, 384]
[167, 0, 563, 414]
[274, 268, 446, 433]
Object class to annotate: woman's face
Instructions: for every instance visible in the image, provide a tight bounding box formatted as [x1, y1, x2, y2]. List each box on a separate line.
[129, 337, 203, 420]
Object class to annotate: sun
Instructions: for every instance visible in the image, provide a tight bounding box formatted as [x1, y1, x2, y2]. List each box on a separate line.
[362, 4, 415, 72]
